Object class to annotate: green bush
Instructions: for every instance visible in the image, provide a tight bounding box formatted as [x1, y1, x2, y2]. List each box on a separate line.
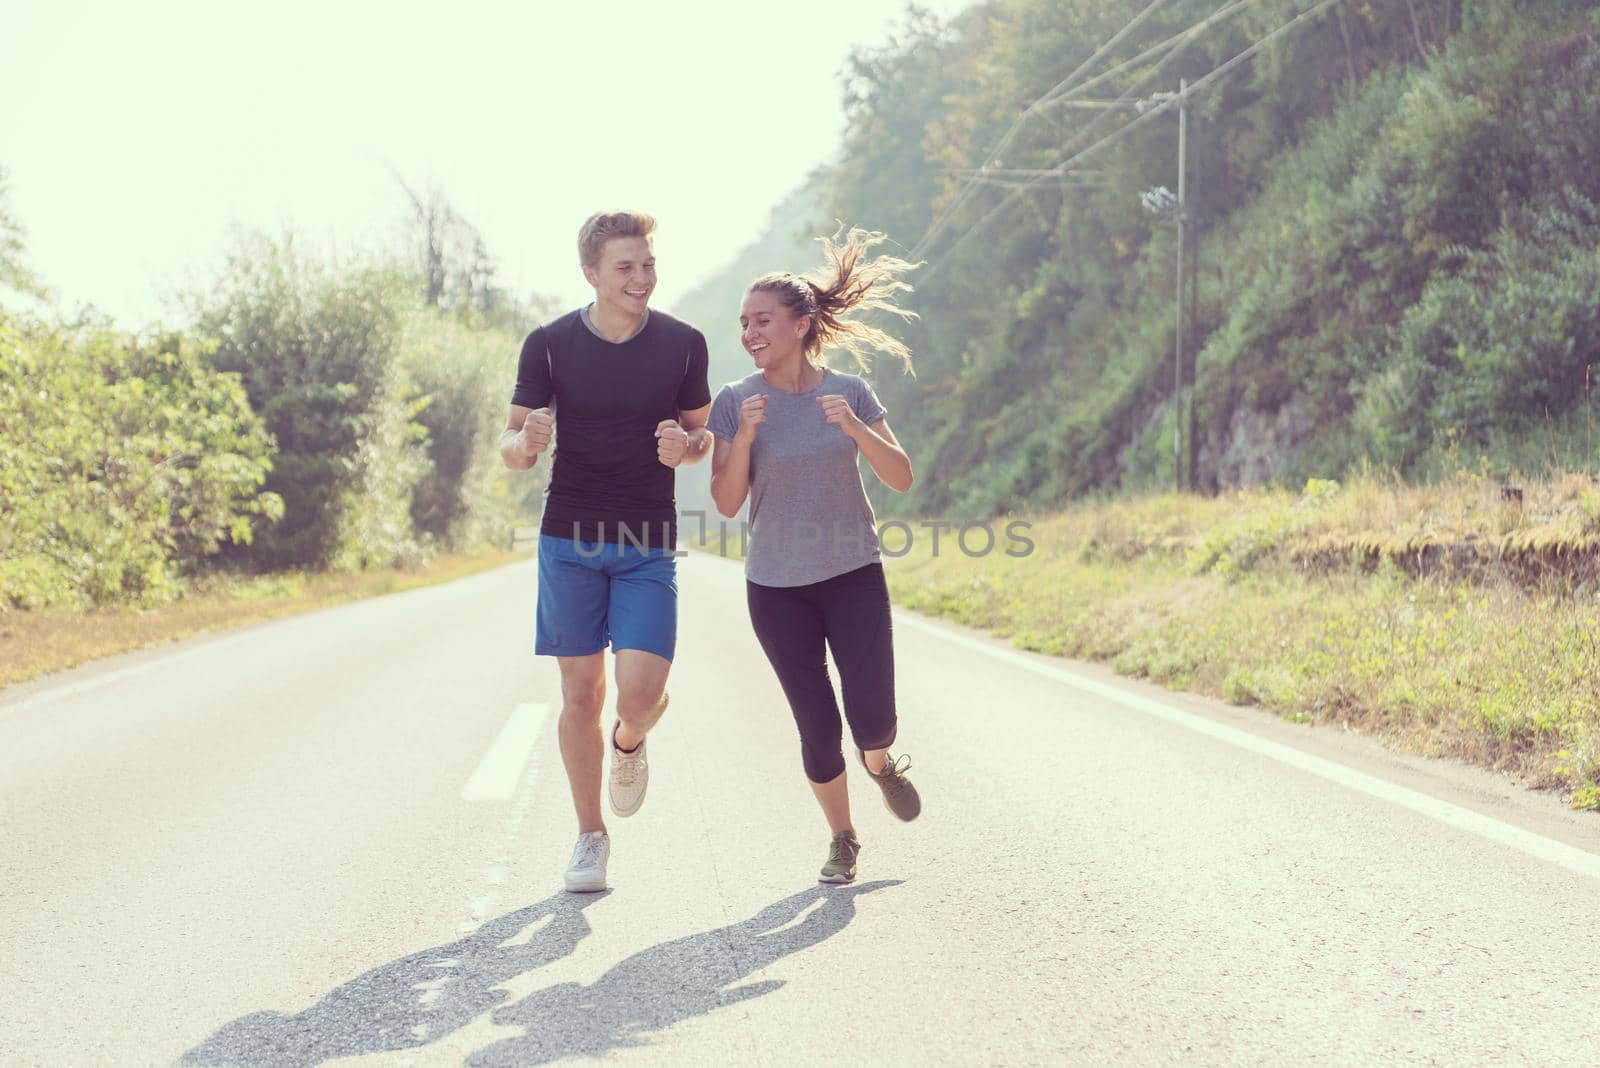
[1359, 193, 1600, 469]
[196, 236, 427, 571]
[402, 308, 543, 550]
[0, 317, 278, 609]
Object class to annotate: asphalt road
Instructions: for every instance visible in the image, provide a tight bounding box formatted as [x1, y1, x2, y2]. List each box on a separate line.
[4, 553, 1600, 1066]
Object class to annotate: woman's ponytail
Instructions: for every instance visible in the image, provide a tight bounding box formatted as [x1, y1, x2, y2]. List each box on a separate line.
[748, 227, 920, 373]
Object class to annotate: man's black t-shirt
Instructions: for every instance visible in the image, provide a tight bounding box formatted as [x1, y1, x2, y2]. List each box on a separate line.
[512, 308, 711, 548]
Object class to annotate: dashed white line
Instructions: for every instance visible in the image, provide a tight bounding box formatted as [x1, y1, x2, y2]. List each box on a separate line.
[461, 702, 551, 802]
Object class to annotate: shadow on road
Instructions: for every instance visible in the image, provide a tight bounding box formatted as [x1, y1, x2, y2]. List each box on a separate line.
[180, 890, 607, 1066]
[467, 880, 899, 1066]
[182, 881, 896, 1066]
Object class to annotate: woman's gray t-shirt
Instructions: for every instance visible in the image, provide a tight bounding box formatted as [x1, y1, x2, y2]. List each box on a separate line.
[708, 367, 888, 588]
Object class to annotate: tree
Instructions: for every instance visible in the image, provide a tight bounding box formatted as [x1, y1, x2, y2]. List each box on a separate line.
[389, 170, 552, 334]
[195, 233, 426, 570]
[0, 166, 46, 301]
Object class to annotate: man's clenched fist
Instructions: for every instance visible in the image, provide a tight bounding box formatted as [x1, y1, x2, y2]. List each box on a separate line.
[655, 419, 689, 468]
[519, 408, 555, 457]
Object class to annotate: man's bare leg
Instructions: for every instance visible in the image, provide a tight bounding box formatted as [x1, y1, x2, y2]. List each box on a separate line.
[612, 649, 671, 750]
[556, 653, 608, 833]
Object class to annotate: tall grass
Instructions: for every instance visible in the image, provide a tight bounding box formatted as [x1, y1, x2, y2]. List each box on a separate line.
[887, 472, 1600, 809]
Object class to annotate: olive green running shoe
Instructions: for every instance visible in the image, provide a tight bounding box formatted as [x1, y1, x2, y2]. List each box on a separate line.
[819, 830, 860, 884]
[861, 752, 921, 821]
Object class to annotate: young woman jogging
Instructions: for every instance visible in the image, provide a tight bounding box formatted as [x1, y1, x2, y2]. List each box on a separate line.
[708, 227, 922, 884]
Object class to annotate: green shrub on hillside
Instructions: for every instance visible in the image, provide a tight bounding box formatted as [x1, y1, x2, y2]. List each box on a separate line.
[1359, 194, 1600, 470]
[806, 0, 1600, 514]
[1203, 25, 1600, 476]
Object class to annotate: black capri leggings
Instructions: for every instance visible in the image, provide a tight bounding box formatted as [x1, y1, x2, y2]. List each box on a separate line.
[746, 562, 898, 783]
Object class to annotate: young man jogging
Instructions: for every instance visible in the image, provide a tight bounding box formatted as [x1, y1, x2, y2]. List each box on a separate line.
[501, 210, 711, 892]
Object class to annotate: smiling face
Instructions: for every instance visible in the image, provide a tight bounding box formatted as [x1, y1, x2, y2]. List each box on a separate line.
[583, 235, 656, 317]
[740, 288, 810, 370]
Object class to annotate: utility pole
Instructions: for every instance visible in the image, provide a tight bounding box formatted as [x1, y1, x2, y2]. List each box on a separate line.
[1173, 78, 1187, 494]
[1188, 169, 1201, 493]
[1133, 84, 1194, 492]
[987, 83, 1196, 490]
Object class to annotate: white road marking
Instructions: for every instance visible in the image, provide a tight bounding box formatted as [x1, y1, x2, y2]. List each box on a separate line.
[2, 634, 248, 712]
[894, 610, 1600, 883]
[461, 702, 551, 802]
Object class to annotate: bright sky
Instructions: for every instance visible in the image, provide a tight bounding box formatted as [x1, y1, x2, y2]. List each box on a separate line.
[1, 0, 972, 328]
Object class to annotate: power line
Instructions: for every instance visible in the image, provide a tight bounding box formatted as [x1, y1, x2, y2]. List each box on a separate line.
[1038, 0, 1259, 110]
[960, 176, 1118, 190]
[1032, 0, 1177, 108]
[1024, 0, 1270, 197]
[943, 168, 1107, 178]
[921, 0, 1346, 276]
[1183, 0, 1345, 102]
[911, 0, 1263, 260]
[912, 0, 1173, 255]
[911, 0, 1213, 260]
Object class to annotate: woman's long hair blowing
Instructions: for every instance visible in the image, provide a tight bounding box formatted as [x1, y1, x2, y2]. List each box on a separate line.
[749, 227, 920, 373]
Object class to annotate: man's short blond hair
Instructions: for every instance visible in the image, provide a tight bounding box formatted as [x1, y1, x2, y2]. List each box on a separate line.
[578, 210, 656, 268]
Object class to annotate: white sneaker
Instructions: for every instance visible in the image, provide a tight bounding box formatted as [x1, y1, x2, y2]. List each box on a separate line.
[609, 723, 649, 817]
[564, 831, 609, 893]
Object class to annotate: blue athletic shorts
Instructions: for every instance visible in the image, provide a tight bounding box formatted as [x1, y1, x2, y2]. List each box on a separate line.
[535, 534, 678, 660]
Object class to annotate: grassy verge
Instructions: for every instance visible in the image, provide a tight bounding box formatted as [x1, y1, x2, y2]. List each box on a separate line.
[0, 549, 527, 692]
[884, 472, 1600, 810]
